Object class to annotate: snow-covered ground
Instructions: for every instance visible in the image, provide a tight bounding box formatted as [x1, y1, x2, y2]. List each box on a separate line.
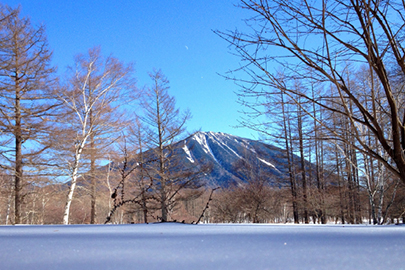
[1, 223, 404, 270]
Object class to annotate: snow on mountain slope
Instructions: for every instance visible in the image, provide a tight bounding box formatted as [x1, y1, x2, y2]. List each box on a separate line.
[174, 131, 292, 187]
[182, 143, 195, 163]
[258, 157, 277, 169]
[192, 132, 221, 164]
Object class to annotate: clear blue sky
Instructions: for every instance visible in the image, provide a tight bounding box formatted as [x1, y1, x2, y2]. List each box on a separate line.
[4, 0, 259, 140]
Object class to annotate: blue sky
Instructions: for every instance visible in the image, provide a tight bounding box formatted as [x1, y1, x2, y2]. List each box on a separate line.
[4, 0, 259, 140]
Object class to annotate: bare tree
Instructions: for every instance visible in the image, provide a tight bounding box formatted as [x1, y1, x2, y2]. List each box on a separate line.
[127, 117, 153, 223]
[56, 47, 134, 224]
[139, 69, 203, 222]
[104, 137, 149, 224]
[0, 5, 58, 224]
[216, 0, 405, 184]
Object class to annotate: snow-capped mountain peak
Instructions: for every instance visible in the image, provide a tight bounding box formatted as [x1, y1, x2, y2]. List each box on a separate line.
[176, 131, 289, 187]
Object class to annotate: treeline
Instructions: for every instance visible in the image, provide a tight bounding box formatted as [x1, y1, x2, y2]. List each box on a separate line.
[2, 170, 404, 225]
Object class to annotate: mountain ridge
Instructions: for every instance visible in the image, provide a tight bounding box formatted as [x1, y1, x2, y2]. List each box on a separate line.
[172, 131, 291, 187]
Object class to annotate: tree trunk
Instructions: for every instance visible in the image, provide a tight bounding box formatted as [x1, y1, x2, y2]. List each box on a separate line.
[142, 191, 148, 223]
[63, 146, 84, 225]
[157, 89, 168, 222]
[376, 182, 384, 224]
[90, 116, 96, 224]
[335, 147, 346, 224]
[312, 91, 326, 224]
[281, 93, 299, 223]
[14, 81, 22, 225]
[298, 107, 309, 224]
[63, 175, 77, 224]
[5, 190, 12, 225]
[90, 156, 96, 224]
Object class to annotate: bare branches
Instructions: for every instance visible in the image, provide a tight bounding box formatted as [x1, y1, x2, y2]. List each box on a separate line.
[217, 0, 405, 184]
[105, 145, 154, 224]
[0, 5, 58, 224]
[194, 187, 219, 224]
[57, 47, 135, 224]
[124, 70, 206, 223]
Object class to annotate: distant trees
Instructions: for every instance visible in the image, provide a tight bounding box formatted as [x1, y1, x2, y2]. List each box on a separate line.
[0, 5, 58, 224]
[231, 152, 278, 223]
[211, 150, 286, 224]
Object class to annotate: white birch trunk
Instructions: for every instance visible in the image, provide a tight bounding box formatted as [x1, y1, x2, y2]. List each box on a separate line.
[106, 157, 112, 211]
[376, 182, 385, 225]
[63, 143, 86, 225]
[58, 47, 131, 225]
[63, 178, 77, 224]
[63, 163, 79, 224]
[5, 191, 12, 225]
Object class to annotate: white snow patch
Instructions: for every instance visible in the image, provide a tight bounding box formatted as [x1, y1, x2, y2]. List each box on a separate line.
[1, 224, 404, 270]
[223, 143, 242, 159]
[182, 143, 194, 163]
[258, 158, 276, 168]
[193, 132, 220, 164]
[209, 132, 242, 159]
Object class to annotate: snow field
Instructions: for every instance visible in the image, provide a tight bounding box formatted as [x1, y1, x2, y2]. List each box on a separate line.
[0, 223, 404, 270]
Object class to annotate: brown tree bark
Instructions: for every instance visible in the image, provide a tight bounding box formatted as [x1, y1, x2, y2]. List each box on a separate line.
[0, 6, 57, 224]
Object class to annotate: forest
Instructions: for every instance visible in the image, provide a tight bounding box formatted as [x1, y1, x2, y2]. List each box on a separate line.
[1, 1, 405, 226]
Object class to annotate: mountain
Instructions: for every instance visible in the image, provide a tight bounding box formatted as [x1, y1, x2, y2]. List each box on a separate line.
[171, 131, 292, 187]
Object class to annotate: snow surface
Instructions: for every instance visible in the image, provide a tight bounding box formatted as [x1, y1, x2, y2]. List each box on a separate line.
[0, 223, 404, 270]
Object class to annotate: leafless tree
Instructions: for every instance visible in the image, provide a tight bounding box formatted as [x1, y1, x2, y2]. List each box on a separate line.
[55, 47, 134, 224]
[127, 117, 154, 223]
[0, 5, 58, 224]
[216, 0, 405, 184]
[138, 69, 204, 222]
[104, 137, 150, 224]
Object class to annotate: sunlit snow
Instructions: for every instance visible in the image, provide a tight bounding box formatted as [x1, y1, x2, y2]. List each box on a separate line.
[209, 132, 243, 159]
[1, 223, 404, 270]
[182, 143, 195, 163]
[258, 157, 276, 168]
[193, 132, 220, 164]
